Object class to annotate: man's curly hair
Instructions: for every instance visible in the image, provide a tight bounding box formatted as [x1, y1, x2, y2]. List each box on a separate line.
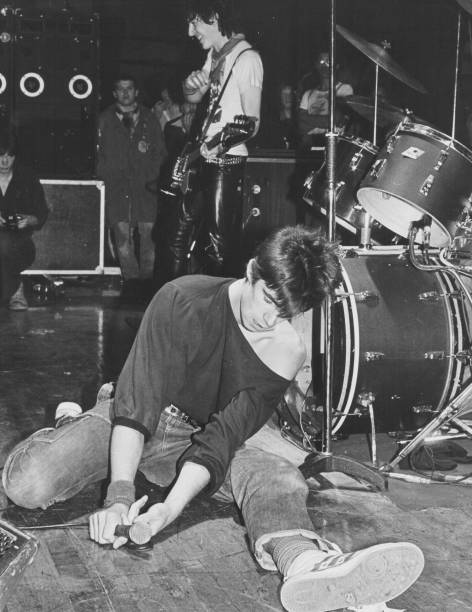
[250, 225, 341, 319]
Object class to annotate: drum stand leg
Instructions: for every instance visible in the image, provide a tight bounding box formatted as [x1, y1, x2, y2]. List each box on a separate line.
[382, 382, 472, 472]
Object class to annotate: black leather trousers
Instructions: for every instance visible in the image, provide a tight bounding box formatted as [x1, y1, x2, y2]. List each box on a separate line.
[166, 157, 246, 280]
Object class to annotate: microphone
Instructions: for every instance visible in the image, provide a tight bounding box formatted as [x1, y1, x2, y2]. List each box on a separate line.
[114, 522, 152, 545]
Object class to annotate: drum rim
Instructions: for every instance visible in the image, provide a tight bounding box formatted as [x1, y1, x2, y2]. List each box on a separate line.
[399, 122, 472, 163]
[337, 133, 379, 154]
[357, 185, 452, 248]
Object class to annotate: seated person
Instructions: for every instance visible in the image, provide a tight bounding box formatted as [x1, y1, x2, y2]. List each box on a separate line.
[3, 226, 424, 612]
[298, 51, 353, 148]
[0, 130, 48, 311]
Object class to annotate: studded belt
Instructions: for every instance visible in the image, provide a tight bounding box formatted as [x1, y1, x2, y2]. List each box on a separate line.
[164, 404, 201, 428]
[205, 155, 245, 167]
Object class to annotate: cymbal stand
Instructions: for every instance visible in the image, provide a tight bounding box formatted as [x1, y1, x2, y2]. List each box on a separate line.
[451, 9, 462, 141]
[300, 0, 386, 491]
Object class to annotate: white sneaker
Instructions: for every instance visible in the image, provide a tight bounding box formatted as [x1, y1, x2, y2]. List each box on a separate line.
[280, 542, 424, 612]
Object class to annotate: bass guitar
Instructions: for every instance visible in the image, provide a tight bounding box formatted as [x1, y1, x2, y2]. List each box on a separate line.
[166, 114, 256, 196]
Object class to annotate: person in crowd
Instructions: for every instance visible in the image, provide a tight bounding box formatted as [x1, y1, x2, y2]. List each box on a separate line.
[165, 0, 262, 280]
[3, 224, 424, 612]
[0, 129, 48, 311]
[96, 75, 167, 292]
[297, 51, 353, 148]
[152, 81, 184, 133]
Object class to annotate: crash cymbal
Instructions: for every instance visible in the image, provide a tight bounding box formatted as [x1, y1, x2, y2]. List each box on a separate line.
[457, 0, 472, 15]
[343, 95, 428, 127]
[337, 25, 427, 94]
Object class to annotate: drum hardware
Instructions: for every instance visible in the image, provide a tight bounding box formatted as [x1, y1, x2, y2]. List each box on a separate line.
[434, 149, 450, 171]
[335, 290, 379, 304]
[364, 351, 385, 362]
[418, 290, 463, 302]
[382, 380, 472, 473]
[336, 26, 428, 95]
[298, 1, 387, 493]
[343, 96, 428, 131]
[368, 158, 387, 180]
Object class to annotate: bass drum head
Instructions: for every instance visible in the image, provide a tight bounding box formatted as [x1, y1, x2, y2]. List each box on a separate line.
[313, 247, 466, 434]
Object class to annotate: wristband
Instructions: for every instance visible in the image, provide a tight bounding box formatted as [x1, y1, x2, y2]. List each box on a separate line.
[103, 480, 135, 508]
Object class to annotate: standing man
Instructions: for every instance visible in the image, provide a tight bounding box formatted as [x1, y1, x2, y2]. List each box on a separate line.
[166, 0, 262, 279]
[97, 75, 166, 291]
[4, 225, 424, 612]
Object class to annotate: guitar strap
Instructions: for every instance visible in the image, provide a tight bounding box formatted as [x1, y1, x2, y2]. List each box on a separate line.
[197, 46, 254, 145]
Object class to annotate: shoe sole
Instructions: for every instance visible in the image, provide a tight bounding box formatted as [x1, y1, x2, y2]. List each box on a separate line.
[280, 542, 424, 612]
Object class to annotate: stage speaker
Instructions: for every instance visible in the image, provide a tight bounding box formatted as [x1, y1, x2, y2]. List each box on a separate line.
[22, 179, 105, 275]
[0, 8, 15, 120]
[242, 152, 322, 258]
[12, 10, 99, 176]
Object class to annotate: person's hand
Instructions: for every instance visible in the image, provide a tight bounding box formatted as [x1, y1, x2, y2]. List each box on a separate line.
[200, 141, 223, 160]
[89, 502, 129, 547]
[132, 501, 174, 539]
[89, 496, 150, 549]
[184, 70, 209, 94]
[17, 214, 38, 230]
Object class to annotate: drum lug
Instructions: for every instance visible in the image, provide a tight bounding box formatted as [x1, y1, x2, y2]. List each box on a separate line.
[419, 173, 435, 196]
[364, 351, 385, 362]
[368, 158, 387, 180]
[336, 290, 379, 304]
[424, 351, 446, 360]
[335, 180, 346, 199]
[386, 135, 398, 154]
[418, 290, 463, 302]
[434, 149, 449, 171]
[349, 151, 363, 171]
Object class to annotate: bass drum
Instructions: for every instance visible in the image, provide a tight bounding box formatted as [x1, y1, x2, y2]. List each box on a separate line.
[303, 135, 395, 245]
[357, 123, 472, 248]
[313, 247, 467, 434]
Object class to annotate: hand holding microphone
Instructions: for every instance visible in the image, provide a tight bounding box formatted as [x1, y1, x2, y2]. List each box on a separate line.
[114, 521, 153, 545]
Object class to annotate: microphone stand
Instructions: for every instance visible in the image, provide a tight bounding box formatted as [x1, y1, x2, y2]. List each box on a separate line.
[299, 0, 385, 490]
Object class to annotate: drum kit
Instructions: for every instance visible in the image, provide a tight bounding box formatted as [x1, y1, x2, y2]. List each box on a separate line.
[290, 3, 472, 475]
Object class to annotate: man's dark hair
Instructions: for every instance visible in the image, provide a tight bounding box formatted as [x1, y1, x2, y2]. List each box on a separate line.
[251, 225, 340, 318]
[0, 129, 18, 156]
[112, 74, 138, 91]
[185, 0, 242, 37]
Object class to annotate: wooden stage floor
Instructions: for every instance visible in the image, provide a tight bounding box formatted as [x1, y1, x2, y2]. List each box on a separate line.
[1, 278, 472, 612]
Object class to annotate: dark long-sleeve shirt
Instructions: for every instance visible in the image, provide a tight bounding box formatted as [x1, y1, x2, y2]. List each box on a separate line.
[0, 163, 48, 233]
[112, 275, 290, 494]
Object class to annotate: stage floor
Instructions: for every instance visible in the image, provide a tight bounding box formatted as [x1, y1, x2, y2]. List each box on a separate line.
[1, 278, 472, 612]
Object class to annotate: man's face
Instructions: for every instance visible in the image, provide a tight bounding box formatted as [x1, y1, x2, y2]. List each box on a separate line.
[113, 80, 138, 107]
[239, 279, 285, 333]
[188, 15, 221, 50]
[0, 152, 15, 173]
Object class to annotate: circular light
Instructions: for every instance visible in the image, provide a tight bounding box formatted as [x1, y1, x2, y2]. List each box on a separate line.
[0, 73, 6, 95]
[68, 74, 92, 99]
[19, 72, 44, 97]
[0, 32, 11, 44]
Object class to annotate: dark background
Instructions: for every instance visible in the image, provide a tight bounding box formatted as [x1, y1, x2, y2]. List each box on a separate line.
[0, 0, 470, 176]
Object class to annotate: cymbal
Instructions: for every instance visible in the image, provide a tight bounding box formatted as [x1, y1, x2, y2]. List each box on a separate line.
[342, 95, 427, 127]
[457, 0, 472, 15]
[337, 25, 427, 94]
